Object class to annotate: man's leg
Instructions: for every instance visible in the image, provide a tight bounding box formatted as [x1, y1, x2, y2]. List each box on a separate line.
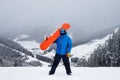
[62, 55, 72, 75]
[49, 54, 61, 75]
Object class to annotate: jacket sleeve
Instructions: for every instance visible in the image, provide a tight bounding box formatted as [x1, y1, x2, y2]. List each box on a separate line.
[67, 37, 72, 53]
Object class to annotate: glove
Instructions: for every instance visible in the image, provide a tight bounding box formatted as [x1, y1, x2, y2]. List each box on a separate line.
[66, 53, 71, 58]
[45, 37, 48, 40]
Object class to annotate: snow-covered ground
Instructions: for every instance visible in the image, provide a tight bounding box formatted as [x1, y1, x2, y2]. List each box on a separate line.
[71, 27, 120, 59]
[71, 34, 111, 59]
[0, 67, 120, 80]
[13, 34, 44, 57]
[13, 34, 50, 66]
[0, 42, 41, 65]
[13, 34, 55, 59]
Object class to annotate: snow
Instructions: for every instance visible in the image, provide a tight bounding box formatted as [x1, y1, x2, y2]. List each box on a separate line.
[0, 67, 120, 80]
[114, 28, 119, 33]
[13, 34, 50, 66]
[25, 56, 39, 63]
[14, 34, 29, 41]
[24, 55, 49, 67]
[0, 41, 45, 66]
[71, 34, 112, 59]
[43, 49, 55, 58]
[13, 34, 55, 59]
[14, 39, 44, 55]
[13, 34, 44, 55]
[70, 27, 118, 60]
[0, 42, 25, 56]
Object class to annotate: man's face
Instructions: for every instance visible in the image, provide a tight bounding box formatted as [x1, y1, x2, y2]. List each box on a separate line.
[60, 28, 66, 36]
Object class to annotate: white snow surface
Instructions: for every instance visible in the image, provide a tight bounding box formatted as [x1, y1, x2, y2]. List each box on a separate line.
[71, 34, 111, 59]
[0, 67, 120, 80]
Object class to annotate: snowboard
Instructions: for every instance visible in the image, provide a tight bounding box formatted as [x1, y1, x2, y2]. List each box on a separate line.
[40, 23, 70, 50]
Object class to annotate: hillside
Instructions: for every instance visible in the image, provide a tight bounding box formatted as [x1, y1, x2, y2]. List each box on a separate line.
[0, 37, 42, 67]
[88, 28, 120, 67]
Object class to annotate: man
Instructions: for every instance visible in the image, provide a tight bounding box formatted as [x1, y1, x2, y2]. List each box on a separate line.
[49, 28, 72, 75]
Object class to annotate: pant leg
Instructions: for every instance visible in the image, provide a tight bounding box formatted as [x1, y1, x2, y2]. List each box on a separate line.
[50, 54, 61, 74]
[62, 55, 72, 74]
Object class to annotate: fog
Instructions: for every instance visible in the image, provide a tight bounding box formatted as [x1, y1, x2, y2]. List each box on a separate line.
[0, 0, 120, 34]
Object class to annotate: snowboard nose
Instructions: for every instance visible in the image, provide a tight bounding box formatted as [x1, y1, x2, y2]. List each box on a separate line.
[61, 23, 70, 30]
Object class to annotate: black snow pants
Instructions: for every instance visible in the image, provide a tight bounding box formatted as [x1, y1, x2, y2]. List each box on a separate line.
[49, 54, 71, 74]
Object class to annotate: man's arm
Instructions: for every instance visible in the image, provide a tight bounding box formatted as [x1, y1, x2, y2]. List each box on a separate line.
[67, 38, 72, 53]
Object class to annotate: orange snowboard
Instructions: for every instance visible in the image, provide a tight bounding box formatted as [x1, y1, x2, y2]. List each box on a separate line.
[40, 23, 70, 50]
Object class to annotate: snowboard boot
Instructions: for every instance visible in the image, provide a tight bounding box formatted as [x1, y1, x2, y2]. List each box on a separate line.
[67, 72, 72, 75]
[67, 73, 71, 75]
[49, 71, 55, 75]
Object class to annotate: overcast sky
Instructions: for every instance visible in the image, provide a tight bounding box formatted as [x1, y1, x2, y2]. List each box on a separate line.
[0, 0, 120, 33]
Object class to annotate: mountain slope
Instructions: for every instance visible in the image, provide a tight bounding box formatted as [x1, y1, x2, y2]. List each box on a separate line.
[0, 37, 42, 67]
[88, 28, 120, 67]
[71, 34, 111, 59]
[13, 37, 53, 64]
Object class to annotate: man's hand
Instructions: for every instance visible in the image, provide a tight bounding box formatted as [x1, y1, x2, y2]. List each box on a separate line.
[66, 53, 71, 58]
[45, 37, 48, 40]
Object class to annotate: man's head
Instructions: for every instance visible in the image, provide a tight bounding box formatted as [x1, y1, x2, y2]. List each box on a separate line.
[60, 28, 66, 36]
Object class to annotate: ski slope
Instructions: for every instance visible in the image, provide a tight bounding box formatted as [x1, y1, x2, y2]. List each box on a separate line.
[0, 67, 120, 80]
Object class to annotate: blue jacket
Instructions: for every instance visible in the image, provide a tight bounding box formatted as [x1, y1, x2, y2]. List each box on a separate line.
[55, 34, 72, 55]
